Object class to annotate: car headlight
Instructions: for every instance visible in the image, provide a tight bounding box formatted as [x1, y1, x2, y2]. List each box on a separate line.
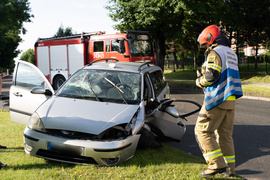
[97, 110, 140, 140]
[98, 124, 131, 140]
[27, 113, 46, 133]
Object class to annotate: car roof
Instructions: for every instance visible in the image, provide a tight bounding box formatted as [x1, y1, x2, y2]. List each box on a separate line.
[83, 61, 161, 73]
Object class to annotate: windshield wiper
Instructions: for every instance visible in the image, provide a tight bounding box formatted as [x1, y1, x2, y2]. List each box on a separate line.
[104, 77, 128, 104]
[86, 76, 100, 102]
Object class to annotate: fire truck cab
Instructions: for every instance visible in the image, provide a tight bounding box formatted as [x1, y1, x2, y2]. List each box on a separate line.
[35, 31, 155, 89]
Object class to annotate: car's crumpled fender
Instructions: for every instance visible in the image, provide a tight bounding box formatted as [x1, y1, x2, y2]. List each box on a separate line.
[36, 96, 140, 135]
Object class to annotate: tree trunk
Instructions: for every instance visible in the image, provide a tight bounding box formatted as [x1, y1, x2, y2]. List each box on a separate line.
[255, 42, 258, 69]
[173, 51, 178, 71]
[236, 31, 239, 63]
[181, 52, 185, 70]
[154, 33, 166, 71]
[166, 54, 169, 69]
[254, 30, 259, 69]
[193, 48, 197, 69]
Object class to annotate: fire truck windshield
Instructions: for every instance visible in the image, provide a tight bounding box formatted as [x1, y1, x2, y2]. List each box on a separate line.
[128, 34, 154, 57]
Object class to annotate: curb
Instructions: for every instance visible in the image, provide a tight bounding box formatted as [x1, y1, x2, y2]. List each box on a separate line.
[242, 95, 270, 102]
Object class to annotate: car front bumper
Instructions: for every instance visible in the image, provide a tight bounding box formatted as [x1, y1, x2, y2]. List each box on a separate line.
[23, 127, 140, 166]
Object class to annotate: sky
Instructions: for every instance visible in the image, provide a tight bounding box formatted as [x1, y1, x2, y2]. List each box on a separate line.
[17, 0, 117, 59]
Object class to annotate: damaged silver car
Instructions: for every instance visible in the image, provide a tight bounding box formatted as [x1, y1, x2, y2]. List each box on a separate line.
[10, 59, 200, 166]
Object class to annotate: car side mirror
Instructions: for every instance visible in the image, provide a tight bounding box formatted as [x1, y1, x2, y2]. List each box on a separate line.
[165, 107, 179, 118]
[119, 39, 125, 54]
[30, 87, 53, 96]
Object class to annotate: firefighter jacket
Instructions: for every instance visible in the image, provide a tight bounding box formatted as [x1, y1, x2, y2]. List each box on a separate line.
[197, 45, 243, 110]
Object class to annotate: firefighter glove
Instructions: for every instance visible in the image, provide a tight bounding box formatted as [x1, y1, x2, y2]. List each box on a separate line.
[196, 78, 205, 89]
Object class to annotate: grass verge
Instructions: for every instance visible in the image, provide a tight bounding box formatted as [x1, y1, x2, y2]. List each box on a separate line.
[164, 69, 197, 80]
[241, 74, 270, 83]
[241, 84, 270, 98]
[0, 111, 242, 179]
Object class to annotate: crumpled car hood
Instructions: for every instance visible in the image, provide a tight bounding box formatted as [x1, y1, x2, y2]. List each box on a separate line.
[36, 96, 139, 135]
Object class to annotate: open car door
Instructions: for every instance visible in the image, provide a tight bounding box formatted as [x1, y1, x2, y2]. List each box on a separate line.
[146, 99, 201, 142]
[10, 60, 54, 125]
[143, 72, 201, 142]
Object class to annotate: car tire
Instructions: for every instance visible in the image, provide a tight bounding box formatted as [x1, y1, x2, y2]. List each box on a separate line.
[53, 75, 66, 90]
[137, 126, 161, 149]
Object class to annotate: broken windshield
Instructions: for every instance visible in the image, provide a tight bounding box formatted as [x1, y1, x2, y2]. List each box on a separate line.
[56, 69, 141, 105]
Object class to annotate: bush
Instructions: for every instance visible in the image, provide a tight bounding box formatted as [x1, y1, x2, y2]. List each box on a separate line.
[261, 54, 270, 63]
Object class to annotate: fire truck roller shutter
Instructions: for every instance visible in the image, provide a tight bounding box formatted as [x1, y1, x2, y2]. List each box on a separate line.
[36, 46, 50, 77]
[68, 44, 84, 75]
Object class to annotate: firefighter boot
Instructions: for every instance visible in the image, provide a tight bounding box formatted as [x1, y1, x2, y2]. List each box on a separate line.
[224, 162, 236, 177]
[201, 167, 227, 178]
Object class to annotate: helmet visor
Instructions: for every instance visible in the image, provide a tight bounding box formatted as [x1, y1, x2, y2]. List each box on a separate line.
[197, 34, 207, 48]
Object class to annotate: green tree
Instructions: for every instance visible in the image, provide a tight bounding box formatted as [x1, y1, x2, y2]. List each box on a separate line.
[222, 0, 270, 69]
[107, 0, 270, 71]
[53, 25, 74, 37]
[179, 0, 229, 69]
[0, 0, 33, 68]
[242, 0, 270, 69]
[106, 0, 185, 70]
[106, 0, 231, 70]
[20, 48, 35, 64]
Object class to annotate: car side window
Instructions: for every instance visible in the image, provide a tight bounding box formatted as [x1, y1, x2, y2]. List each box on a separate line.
[111, 40, 125, 53]
[111, 40, 119, 52]
[94, 41, 104, 52]
[143, 75, 150, 101]
[144, 75, 153, 115]
[144, 74, 160, 115]
[15, 62, 45, 90]
[106, 40, 110, 52]
[149, 70, 167, 97]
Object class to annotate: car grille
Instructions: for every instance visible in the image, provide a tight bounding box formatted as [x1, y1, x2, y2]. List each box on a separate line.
[36, 149, 98, 165]
[46, 129, 99, 140]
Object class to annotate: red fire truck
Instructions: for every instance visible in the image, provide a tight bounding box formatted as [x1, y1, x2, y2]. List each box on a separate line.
[35, 31, 155, 89]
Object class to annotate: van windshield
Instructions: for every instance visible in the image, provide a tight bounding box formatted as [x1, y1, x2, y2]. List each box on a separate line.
[56, 69, 141, 105]
[128, 34, 154, 57]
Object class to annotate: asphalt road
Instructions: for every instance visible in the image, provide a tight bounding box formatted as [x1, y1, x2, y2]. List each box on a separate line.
[1, 76, 270, 179]
[169, 93, 270, 180]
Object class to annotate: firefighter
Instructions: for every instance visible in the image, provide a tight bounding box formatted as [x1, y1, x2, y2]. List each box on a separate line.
[195, 25, 243, 178]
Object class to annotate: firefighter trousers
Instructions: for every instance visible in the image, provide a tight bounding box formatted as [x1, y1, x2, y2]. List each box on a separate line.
[195, 100, 236, 174]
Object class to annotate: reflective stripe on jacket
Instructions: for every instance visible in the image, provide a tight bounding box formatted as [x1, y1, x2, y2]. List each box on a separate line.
[204, 45, 243, 110]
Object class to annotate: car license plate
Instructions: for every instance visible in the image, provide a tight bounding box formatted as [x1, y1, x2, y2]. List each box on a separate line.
[47, 142, 83, 156]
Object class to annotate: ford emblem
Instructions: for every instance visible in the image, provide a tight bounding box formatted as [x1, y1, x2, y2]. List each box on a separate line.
[61, 130, 69, 135]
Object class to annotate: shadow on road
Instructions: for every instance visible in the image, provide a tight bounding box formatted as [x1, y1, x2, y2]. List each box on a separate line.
[169, 123, 270, 178]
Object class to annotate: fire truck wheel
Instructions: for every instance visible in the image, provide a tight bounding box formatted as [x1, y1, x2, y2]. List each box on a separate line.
[53, 75, 66, 90]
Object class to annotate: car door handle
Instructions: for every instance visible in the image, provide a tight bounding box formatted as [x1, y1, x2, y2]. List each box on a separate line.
[13, 92, 23, 97]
